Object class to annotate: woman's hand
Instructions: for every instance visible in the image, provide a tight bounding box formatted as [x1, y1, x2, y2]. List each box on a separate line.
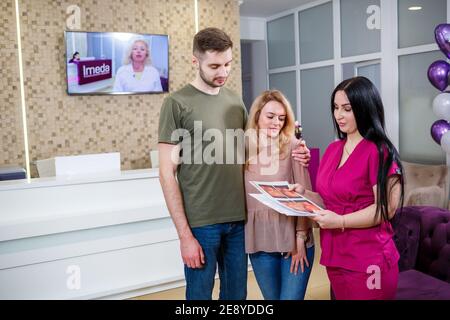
[292, 140, 311, 167]
[311, 210, 344, 229]
[285, 238, 310, 274]
[288, 183, 306, 196]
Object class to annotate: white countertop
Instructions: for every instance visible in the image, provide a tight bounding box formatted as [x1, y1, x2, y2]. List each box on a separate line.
[0, 168, 159, 192]
[0, 167, 168, 242]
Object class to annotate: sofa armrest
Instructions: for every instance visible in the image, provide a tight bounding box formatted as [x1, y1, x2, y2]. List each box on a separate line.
[392, 207, 421, 272]
[413, 206, 450, 283]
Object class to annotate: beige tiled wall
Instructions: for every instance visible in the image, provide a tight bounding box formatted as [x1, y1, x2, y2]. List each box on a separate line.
[0, 1, 25, 168]
[198, 0, 242, 94]
[0, 0, 242, 176]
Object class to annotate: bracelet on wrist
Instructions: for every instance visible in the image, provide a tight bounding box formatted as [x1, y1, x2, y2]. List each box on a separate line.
[296, 231, 308, 242]
[341, 215, 345, 232]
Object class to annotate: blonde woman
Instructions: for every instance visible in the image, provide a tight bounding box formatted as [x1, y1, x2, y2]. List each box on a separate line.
[113, 38, 162, 92]
[245, 90, 323, 300]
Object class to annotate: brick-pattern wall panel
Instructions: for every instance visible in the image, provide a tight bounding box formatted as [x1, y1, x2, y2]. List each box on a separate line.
[0, 0, 25, 167]
[198, 0, 242, 96]
[1, 0, 240, 176]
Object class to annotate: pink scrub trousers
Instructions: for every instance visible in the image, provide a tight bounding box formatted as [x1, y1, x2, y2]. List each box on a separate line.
[327, 264, 398, 300]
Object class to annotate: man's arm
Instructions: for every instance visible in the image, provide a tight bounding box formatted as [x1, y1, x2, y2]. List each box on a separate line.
[158, 143, 204, 268]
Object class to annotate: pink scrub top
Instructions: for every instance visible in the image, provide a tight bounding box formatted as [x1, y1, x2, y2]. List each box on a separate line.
[316, 138, 400, 273]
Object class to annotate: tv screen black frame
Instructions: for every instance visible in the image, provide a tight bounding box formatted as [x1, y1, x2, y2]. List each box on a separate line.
[64, 30, 169, 96]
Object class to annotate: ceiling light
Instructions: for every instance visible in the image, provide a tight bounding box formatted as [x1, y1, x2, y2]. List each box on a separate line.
[408, 6, 422, 11]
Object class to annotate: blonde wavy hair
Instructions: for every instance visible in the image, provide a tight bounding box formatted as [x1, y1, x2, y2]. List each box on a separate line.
[123, 39, 152, 66]
[245, 90, 296, 167]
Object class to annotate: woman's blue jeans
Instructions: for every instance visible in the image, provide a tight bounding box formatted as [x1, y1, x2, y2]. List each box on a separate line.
[184, 221, 248, 300]
[249, 246, 315, 300]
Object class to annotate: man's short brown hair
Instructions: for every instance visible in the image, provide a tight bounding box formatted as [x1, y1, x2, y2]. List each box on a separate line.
[193, 27, 233, 56]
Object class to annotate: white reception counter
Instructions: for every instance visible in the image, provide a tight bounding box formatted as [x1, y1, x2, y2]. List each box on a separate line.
[0, 169, 184, 299]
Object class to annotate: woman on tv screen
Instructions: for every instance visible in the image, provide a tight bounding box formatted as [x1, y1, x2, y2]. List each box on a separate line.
[69, 51, 80, 63]
[113, 38, 163, 92]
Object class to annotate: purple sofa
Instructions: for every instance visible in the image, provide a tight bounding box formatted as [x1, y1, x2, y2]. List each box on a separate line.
[392, 206, 450, 300]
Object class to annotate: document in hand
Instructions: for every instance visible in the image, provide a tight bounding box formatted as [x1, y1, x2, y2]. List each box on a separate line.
[249, 181, 322, 217]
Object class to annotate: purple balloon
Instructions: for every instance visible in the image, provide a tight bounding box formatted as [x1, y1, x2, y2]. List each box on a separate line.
[431, 119, 450, 145]
[435, 24, 450, 59]
[428, 60, 450, 92]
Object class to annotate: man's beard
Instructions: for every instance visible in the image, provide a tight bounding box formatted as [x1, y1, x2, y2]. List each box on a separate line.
[199, 66, 227, 88]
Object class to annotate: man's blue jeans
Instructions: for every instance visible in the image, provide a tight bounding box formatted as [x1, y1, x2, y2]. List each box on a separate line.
[184, 221, 248, 300]
[249, 246, 315, 300]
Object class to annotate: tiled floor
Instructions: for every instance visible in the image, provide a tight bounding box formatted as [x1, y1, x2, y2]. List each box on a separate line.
[133, 229, 330, 300]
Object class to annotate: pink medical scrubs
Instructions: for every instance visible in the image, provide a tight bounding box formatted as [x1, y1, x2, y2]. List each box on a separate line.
[316, 138, 400, 300]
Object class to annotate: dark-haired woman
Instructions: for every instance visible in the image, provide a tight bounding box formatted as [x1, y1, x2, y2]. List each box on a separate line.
[291, 76, 403, 300]
[69, 51, 80, 63]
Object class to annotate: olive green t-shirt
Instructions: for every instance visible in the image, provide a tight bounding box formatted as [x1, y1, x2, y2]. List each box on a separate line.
[158, 84, 247, 228]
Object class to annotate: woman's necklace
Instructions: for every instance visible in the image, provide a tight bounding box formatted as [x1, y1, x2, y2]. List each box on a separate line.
[344, 137, 362, 156]
[344, 144, 351, 156]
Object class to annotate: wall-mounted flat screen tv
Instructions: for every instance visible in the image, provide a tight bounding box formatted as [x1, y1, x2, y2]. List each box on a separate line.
[65, 31, 169, 95]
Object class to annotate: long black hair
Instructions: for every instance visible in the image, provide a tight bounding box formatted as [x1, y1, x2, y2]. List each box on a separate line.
[331, 77, 404, 222]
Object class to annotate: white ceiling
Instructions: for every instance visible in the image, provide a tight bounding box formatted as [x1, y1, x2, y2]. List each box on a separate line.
[239, 0, 316, 18]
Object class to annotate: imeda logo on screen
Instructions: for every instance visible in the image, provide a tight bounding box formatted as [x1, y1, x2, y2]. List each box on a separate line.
[83, 63, 110, 78]
[77, 59, 112, 85]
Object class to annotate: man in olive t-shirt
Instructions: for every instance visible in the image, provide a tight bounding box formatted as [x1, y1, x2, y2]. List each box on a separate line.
[158, 28, 248, 300]
[159, 84, 247, 228]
